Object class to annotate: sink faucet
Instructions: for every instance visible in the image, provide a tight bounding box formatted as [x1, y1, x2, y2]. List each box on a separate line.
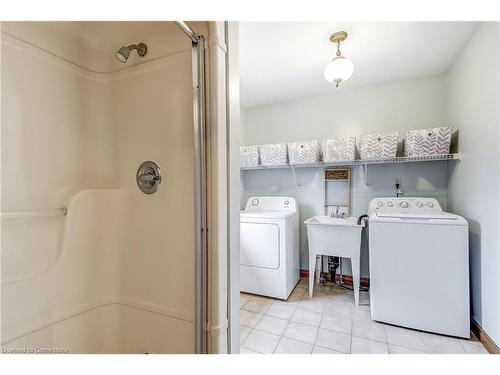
[330, 206, 344, 219]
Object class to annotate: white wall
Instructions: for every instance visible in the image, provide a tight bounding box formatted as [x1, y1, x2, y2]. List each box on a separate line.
[242, 73, 448, 146]
[241, 74, 451, 276]
[446, 22, 500, 346]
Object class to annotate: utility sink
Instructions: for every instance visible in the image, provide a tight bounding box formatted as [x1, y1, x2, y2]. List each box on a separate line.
[304, 215, 361, 227]
[304, 215, 364, 305]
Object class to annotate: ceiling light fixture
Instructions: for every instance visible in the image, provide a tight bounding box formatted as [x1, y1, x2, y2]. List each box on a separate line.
[324, 31, 354, 88]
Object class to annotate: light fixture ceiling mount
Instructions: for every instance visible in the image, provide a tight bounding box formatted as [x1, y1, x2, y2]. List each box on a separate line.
[324, 31, 354, 88]
[329, 31, 348, 45]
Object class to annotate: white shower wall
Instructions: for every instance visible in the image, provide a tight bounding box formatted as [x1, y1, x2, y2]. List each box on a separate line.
[1, 22, 206, 353]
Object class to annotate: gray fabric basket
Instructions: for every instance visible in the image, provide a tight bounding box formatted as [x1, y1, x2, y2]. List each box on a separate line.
[288, 141, 321, 164]
[240, 145, 260, 167]
[404, 126, 453, 156]
[259, 143, 288, 166]
[322, 137, 356, 162]
[358, 132, 399, 160]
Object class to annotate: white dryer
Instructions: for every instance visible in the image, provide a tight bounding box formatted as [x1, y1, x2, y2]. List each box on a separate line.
[368, 197, 469, 338]
[240, 196, 300, 299]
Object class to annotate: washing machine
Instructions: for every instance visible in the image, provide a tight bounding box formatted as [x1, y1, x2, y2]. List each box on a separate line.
[368, 197, 470, 338]
[240, 196, 300, 299]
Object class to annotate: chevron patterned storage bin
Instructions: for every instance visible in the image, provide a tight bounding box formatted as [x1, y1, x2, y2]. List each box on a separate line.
[322, 137, 356, 162]
[358, 132, 399, 160]
[404, 126, 453, 156]
[240, 145, 260, 168]
[288, 141, 321, 164]
[259, 143, 288, 166]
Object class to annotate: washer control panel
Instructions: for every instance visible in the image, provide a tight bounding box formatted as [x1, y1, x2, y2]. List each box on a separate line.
[368, 197, 442, 215]
[244, 196, 298, 213]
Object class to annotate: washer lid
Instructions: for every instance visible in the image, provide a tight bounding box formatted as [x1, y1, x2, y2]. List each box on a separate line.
[372, 211, 468, 225]
[375, 212, 459, 220]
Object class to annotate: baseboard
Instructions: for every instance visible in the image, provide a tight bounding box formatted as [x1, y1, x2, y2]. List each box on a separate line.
[299, 269, 370, 288]
[471, 318, 500, 354]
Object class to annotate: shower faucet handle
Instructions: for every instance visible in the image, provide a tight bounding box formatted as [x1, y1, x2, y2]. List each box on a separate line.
[138, 173, 160, 184]
[136, 161, 162, 194]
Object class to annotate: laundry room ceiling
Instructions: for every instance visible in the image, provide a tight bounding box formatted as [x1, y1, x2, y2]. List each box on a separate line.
[240, 22, 478, 108]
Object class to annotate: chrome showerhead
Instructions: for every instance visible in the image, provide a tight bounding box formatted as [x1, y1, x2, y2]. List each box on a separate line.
[115, 43, 147, 63]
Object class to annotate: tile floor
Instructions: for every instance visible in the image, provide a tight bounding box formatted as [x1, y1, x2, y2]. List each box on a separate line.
[239, 278, 489, 354]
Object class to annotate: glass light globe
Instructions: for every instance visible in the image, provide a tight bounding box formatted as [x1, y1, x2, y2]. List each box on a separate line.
[324, 56, 354, 86]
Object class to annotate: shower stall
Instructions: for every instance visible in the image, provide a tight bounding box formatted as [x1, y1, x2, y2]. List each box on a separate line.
[0, 21, 216, 353]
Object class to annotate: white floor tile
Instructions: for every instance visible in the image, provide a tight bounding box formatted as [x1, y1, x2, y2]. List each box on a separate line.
[314, 328, 351, 353]
[255, 315, 289, 336]
[353, 305, 371, 322]
[241, 329, 281, 354]
[242, 297, 273, 314]
[351, 336, 389, 354]
[389, 345, 426, 354]
[274, 337, 313, 354]
[359, 292, 370, 305]
[291, 308, 323, 327]
[324, 302, 354, 319]
[240, 326, 252, 344]
[420, 333, 466, 354]
[240, 310, 263, 328]
[240, 295, 250, 308]
[241, 283, 488, 356]
[298, 298, 325, 313]
[265, 300, 298, 320]
[459, 339, 489, 354]
[312, 346, 343, 354]
[320, 314, 352, 335]
[385, 326, 427, 352]
[283, 322, 319, 344]
[326, 291, 355, 306]
[290, 287, 307, 299]
[352, 320, 387, 343]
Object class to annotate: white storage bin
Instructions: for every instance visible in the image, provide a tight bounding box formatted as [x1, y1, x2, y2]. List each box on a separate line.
[240, 145, 260, 167]
[358, 132, 399, 160]
[259, 143, 288, 166]
[288, 140, 321, 164]
[322, 137, 356, 162]
[404, 126, 453, 156]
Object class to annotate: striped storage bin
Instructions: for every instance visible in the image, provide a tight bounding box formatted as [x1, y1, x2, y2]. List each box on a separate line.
[288, 141, 321, 164]
[240, 145, 260, 168]
[322, 137, 356, 162]
[259, 143, 288, 166]
[358, 132, 399, 160]
[404, 126, 453, 156]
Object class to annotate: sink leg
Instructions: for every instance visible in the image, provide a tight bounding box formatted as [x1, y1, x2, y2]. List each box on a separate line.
[309, 253, 316, 298]
[351, 257, 360, 306]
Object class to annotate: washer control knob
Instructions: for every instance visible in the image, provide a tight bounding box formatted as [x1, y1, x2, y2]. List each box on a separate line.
[387, 202, 393, 207]
[426, 202, 434, 208]
[251, 199, 259, 206]
[284, 200, 289, 205]
[400, 201, 409, 208]
[377, 201, 384, 207]
[416, 202, 424, 208]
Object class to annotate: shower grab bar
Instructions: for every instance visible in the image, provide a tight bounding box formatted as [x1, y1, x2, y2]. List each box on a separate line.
[1, 207, 67, 220]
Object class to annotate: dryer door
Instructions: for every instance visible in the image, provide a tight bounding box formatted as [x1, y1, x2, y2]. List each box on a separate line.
[240, 222, 280, 269]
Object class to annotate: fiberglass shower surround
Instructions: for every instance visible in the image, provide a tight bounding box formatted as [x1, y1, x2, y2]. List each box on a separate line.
[0, 21, 206, 353]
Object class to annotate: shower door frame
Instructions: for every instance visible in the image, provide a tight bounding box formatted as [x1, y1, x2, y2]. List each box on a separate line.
[175, 21, 207, 354]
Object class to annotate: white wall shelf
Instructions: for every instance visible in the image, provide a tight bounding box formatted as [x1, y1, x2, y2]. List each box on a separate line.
[240, 153, 461, 171]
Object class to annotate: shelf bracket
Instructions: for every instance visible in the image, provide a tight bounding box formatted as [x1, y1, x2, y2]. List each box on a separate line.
[360, 163, 370, 186]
